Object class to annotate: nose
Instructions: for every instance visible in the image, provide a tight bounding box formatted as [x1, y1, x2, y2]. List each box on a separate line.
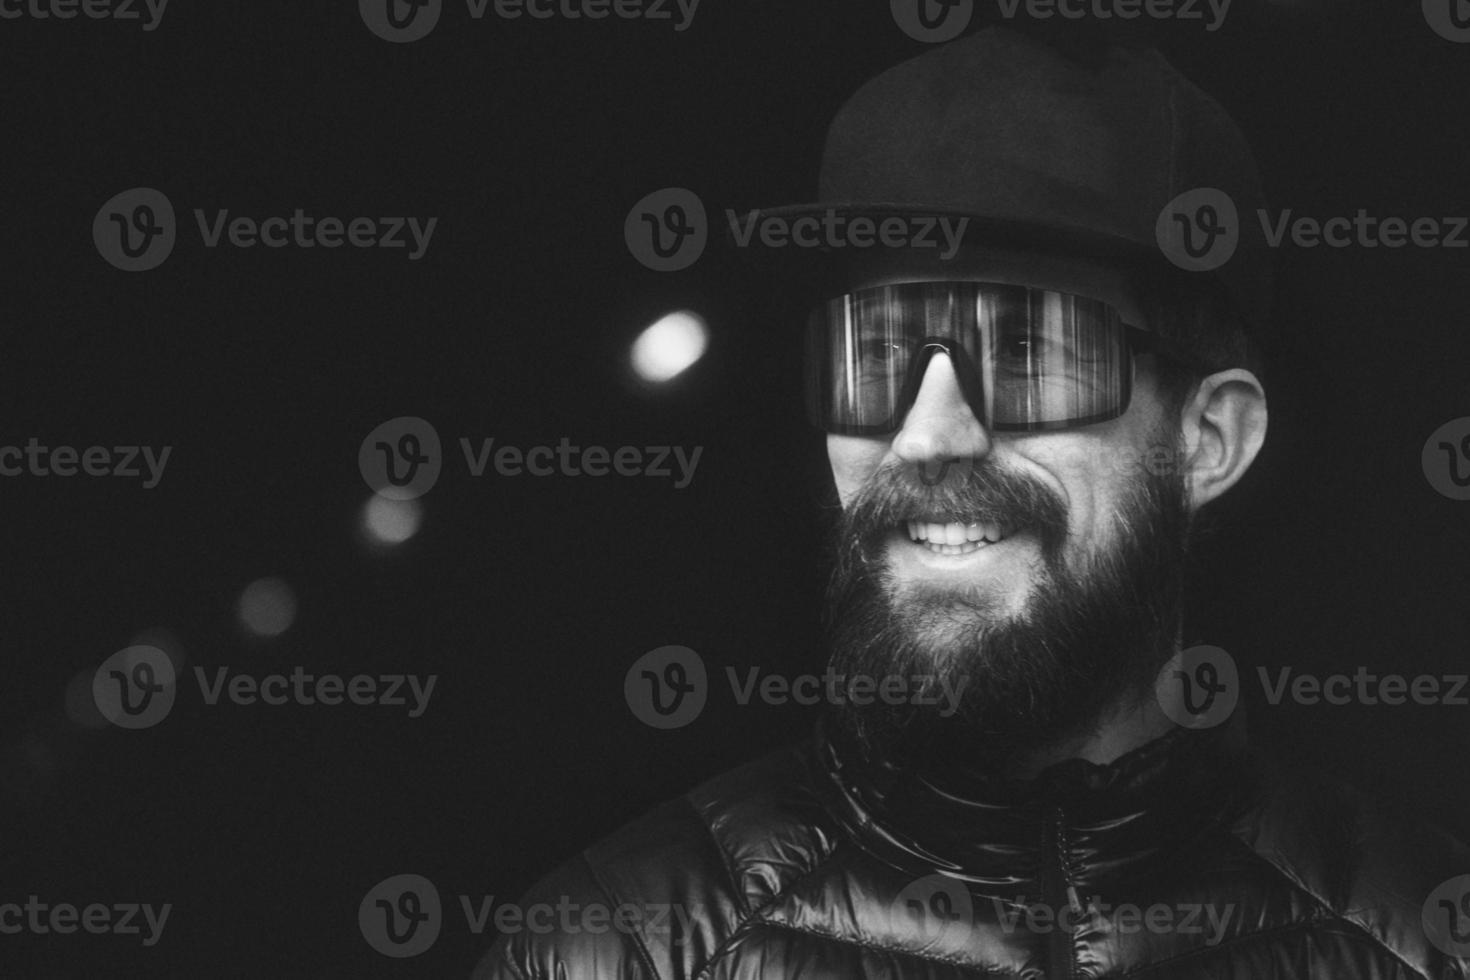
[890, 349, 992, 466]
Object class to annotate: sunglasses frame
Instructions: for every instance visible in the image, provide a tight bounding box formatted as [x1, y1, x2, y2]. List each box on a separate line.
[805, 284, 1190, 437]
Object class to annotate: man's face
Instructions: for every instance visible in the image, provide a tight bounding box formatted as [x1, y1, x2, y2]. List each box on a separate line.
[827, 351, 1178, 613]
[822, 272, 1197, 772]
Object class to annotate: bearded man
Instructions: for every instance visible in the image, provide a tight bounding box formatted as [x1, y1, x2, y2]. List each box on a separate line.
[474, 27, 1470, 980]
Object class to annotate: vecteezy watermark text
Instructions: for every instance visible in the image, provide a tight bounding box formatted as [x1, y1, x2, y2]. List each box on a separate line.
[194, 667, 437, 718]
[0, 0, 168, 30]
[890, 875, 1236, 948]
[623, 189, 974, 272]
[726, 208, 970, 261]
[360, 418, 704, 500]
[94, 188, 438, 272]
[358, 873, 695, 958]
[1259, 666, 1470, 707]
[1152, 645, 1470, 726]
[472, 0, 698, 29]
[1256, 210, 1468, 250]
[359, 0, 698, 44]
[726, 666, 968, 717]
[92, 645, 438, 729]
[623, 646, 971, 729]
[993, 0, 1232, 31]
[992, 896, 1236, 945]
[1157, 188, 1469, 272]
[460, 438, 701, 488]
[0, 439, 171, 488]
[0, 897, 171, 946]
[194, 210, 437, 260]
[459, 895, 694, 939]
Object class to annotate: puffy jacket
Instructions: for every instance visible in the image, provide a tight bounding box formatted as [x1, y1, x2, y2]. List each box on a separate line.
[474, 717, 1470, 978]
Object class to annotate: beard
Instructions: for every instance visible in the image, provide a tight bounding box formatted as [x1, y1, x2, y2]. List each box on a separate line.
[823, 432, 1195, 778]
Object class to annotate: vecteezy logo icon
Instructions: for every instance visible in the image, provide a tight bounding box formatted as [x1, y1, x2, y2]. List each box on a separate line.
[1424, 0, 1470, 42]
[93, 188, 176, 272]
[624, 188, 707, 272]
[1154, 644, 1238, 729]
[1424, 875, 1470, 957]
[623, 645, 707, 729]
[360, 0, 442, 42]
[359, 417, 443, 500]
[92, 645, 177, 729]
[1422, 417, 1470, 500]
[359, 873, 443, 958]
[890, 874, 974, 945]
[1155, 188, 1239, 273]
[891, 0, 973, 43]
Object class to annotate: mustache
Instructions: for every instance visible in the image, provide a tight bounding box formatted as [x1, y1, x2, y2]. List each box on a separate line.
[832, 455, 1072, 563]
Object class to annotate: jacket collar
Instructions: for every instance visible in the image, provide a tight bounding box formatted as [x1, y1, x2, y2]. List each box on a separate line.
[809, 711, 1259, 899]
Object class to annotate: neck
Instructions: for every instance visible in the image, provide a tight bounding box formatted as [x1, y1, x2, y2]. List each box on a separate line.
[1002, 696, 1176, 779]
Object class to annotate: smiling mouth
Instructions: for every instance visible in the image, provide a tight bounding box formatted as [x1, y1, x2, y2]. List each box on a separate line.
[903, 519, 1011, 556]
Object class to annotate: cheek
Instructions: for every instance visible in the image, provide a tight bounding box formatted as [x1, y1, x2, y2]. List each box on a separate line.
[1061, 451, 1159, 558]
[1075, 483, 1125, 552]
[827, 435, 887, 505]
[1024, 441, 1133, 549]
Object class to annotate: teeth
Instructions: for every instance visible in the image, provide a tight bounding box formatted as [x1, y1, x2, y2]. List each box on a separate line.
[905, 520, 1008, 547]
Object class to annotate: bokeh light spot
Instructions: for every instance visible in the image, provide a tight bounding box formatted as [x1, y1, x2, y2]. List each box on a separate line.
[237, 577, 298, 637]
[362, 495, 423, 545]
[631, 310, 708, 383]
[65, 670, 109, 729]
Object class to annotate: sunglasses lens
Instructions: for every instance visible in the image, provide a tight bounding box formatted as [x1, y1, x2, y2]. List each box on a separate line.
[807, 282, 1131, 434]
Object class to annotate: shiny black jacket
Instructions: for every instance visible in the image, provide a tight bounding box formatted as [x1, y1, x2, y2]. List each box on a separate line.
[475, 720, 1470, 978]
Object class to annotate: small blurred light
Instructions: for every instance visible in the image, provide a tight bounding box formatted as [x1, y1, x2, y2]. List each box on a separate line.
[64, 670, 109, 729]
[362, 495, 422, 545]
[631, 310, 708, 383]
[237, 576, 298, 637]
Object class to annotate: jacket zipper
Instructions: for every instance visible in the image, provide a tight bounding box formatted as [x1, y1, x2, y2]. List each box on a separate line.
[1041, 805, 1083, 980]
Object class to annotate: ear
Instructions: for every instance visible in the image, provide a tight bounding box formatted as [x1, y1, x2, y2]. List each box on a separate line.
[1178, 369, 1268, 509]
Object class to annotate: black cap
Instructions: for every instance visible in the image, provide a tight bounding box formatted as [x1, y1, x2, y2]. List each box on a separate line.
[741, 28, 1272, 341]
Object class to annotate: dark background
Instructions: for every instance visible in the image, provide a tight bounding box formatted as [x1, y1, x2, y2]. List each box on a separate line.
[2, 0, 1469, 975]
